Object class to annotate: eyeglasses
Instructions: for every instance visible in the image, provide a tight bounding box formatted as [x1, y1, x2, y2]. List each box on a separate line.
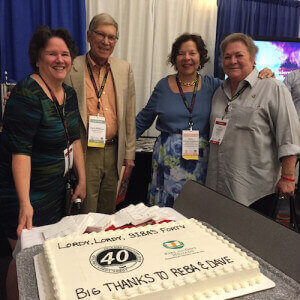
[93, 30, 118, 43]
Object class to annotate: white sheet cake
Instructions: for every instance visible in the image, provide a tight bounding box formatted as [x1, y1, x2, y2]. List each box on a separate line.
[42, 218, 274, 299]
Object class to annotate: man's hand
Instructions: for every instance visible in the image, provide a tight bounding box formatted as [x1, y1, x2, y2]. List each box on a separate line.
[123, 159, 135, 180]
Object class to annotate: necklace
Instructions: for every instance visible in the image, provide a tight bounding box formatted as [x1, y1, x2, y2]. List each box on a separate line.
[178, 78, 196, 86]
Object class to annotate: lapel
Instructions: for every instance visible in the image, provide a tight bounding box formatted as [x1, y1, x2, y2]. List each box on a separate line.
[110, 58, 123, 127]
[70, 55, 87, 129]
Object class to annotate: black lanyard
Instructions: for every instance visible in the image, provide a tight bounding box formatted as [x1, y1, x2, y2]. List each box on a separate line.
[39, 75, 69, 145]
[176, 72, 200, 130]
[86, 54, 110, 111]
[39, 75, 72, 179]
[223, 82, 250, 114]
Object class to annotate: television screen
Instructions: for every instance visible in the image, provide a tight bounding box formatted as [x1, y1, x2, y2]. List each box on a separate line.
[253, 36, 300, 81]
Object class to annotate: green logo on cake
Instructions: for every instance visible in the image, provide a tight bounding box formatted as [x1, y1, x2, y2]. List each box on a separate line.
[90, 246, 144, 273]
[163, 240, 184, 249]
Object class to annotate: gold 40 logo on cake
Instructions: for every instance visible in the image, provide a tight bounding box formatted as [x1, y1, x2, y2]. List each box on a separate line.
[90, 246, 144, 273]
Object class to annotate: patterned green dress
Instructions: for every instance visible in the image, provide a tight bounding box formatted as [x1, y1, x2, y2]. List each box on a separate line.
[0, 77, 81, 239]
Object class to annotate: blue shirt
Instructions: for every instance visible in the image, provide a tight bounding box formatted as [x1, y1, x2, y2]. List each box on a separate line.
[136, 75, 221, 138]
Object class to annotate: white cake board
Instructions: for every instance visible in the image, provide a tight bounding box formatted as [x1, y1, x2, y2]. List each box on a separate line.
[34, 253, 275, 300]
[34, 253, 55, 300]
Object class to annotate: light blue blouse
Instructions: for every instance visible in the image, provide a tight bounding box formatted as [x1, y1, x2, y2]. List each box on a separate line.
[136, 75, 221, 138]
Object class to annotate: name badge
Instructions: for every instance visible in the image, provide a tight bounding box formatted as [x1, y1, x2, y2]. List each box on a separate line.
[182, 130, 199, 160]
[64, 143, 74, 176]
[209, 118, 229, 145]
[88, 116, 106, 148]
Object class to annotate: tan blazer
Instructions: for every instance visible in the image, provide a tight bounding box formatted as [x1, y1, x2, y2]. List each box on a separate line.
[65, 55, 136, 176]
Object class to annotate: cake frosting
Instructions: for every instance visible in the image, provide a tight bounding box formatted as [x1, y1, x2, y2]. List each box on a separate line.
[43, 218, 272, 299]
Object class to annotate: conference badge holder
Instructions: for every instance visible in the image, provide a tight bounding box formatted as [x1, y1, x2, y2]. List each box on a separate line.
[88, 115, 106, 148]
[63, 143, 73, 176]
[176, 70, 200, 161]
[182, 130, 199, 160]
[209, 117, 229, 145]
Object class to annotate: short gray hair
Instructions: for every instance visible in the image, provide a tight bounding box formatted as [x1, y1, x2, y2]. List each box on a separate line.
[220, 33, 258, 60]
[88, 13, 119, 38]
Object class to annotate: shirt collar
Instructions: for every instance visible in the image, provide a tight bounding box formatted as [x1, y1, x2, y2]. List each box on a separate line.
[245, 67, 259, 88]
[87, 52, 111, 68]
[222, 67, 259, 92]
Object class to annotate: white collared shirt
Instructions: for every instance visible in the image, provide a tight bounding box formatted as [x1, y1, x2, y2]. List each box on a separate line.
[206, 68, 300, 206]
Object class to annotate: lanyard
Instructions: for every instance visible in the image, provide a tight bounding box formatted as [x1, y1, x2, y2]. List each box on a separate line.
[86, 54, 110, 112]
[223, 82, 250, 115]
[39, 75, 72, 180]
[39, 75, 69, 145]
[176, 72, 200, 130]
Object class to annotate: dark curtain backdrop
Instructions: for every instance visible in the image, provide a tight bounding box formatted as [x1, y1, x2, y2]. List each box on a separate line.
[214, 0, 300, 77]
[0, 0, 86, 83]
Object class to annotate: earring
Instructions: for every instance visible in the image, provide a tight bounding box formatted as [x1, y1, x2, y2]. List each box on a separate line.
[197, 65, 202, 75]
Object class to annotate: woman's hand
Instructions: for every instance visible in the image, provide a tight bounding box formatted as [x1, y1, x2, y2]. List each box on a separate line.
[258, 68, 274, 79]
[275, 155, 297, 198]
[71, 180, 86, 203]
[275, 177, 295, 198]
[17, 202, 34, 237]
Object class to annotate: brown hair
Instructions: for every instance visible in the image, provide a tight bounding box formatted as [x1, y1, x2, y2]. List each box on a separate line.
[167, 33, 209, 70]
[220, 33, 258, 60]
[28, 25, 78, 73]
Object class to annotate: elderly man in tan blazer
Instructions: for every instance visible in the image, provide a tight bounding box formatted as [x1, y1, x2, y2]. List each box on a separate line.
[65, 13, 136, 214]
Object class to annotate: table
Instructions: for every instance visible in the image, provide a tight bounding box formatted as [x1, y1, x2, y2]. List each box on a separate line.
[174, 180, 300, 282]
[16, 222, 300, 299]
[118, 137, 156, 209]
